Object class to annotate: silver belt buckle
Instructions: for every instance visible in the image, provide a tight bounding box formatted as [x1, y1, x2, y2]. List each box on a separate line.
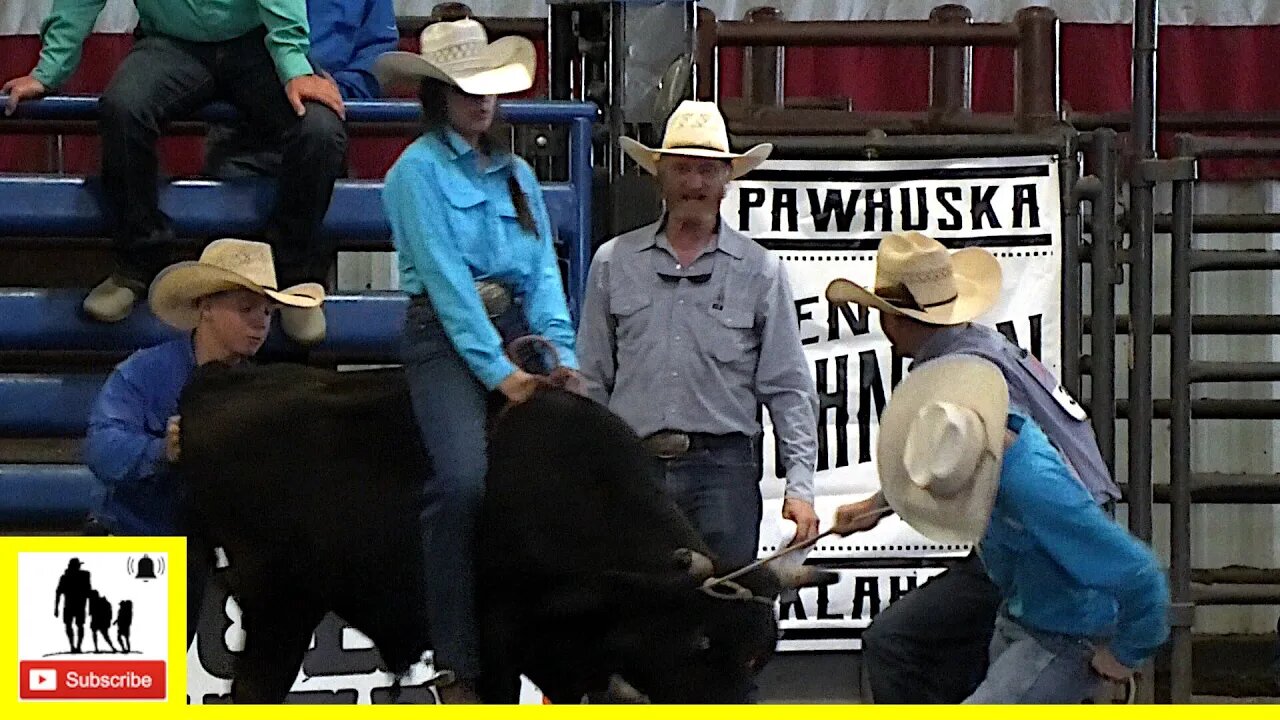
[644, 431, 691, 459]
[476, 281, 513, 319]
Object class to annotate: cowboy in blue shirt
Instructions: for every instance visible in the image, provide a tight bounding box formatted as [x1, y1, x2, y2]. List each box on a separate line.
[871, 355, 1167, 703]
[84, 239, 323, 645]
[827, 231, 1125, 703]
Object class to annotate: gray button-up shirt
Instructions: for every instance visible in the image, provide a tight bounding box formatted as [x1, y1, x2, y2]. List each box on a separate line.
[576, 217, 819, 503]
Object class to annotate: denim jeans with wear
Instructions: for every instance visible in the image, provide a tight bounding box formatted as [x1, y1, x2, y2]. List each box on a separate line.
[648, 435, 762, 571]
[99, 28, 347, 287]
[963, 614, 1103, 704]
[400, 294, 532, 682]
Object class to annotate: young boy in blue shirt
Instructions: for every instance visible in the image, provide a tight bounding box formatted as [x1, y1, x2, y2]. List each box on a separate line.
[871, 355, 1169, 703]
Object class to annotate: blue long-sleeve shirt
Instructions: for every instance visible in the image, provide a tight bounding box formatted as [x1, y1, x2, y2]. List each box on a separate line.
[83, 338, 195, 536]
[308, 0, 398, 99]
[383, 130, 579, 389]
[980, 411, 1169, 669]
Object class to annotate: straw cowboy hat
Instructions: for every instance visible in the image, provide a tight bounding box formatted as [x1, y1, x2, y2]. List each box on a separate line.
[374, 18, 536, 96]
[620, 100, 773, 180]
[149, 239, 324, 331]
[877, 356, 1010, 545]
[825, 231, 1002, 326]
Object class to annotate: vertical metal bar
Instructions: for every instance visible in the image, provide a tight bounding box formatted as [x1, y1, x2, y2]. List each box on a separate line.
[549, 4, 574, 101]
[928, 4, 973, 121]
[1059, 136, 1083, 395]
[568, 115, 594, 325]
[1013, 6, 1060, 132]
[742, 6, 784, 108]
[695, 6, 719, 101]
[1168, 148, 1195, 706]
[1089, 128, 1119, 474]
[1129, 0, 1159, 704]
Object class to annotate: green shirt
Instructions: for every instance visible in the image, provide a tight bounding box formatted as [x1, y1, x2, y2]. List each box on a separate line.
[32, 0, 314, 90]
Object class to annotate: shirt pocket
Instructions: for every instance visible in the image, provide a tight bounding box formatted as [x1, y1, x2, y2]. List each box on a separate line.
[439, 175, 488, 266]
[705, 299, 757, 365]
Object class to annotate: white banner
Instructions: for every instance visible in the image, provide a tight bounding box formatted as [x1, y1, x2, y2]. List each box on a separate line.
[725, 155, 1063, 651]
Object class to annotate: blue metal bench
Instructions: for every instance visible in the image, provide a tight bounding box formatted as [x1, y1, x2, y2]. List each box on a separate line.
[0, 97, 598, 527]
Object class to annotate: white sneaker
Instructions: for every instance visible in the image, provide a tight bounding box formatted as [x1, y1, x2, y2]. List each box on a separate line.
[280, 305, 326, 345]
[83, 275, 143, 323]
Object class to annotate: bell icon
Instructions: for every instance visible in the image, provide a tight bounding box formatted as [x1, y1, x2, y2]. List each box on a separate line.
[135, 555, 157, 580]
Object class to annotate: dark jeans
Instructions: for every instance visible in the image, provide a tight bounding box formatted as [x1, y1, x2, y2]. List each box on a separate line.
[648, 436, 763, 571]
[99, 28, 347, 287]
[861, 552, 1003, 703]
[399, 295, 532, 682]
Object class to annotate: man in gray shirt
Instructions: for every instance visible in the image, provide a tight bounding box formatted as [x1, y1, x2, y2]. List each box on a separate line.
[576, 101, 820, 571]
[826, 230, 1123, 703]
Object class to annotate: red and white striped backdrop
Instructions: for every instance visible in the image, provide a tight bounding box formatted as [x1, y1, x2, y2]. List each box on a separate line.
[3, 1, 1280, 178]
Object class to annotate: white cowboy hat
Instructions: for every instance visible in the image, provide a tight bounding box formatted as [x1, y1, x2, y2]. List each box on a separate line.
[825, 231, 1002, 326]
[877, 356, 1009, 545]
[148, 238, 324, 331]
[620, 100, 772, 180]
[374, 18, 536, 96]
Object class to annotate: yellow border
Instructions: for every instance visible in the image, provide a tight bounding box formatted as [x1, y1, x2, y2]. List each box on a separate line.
[0, 538, 1267, 717]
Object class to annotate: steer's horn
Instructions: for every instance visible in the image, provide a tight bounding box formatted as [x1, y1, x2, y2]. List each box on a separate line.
[776, 565, 840, 589]
[605, 674, 650, 704]
[673, 547, 715, 579]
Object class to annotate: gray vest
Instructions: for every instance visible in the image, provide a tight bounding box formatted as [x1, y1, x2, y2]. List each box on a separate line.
[914, 324, 1121, 504]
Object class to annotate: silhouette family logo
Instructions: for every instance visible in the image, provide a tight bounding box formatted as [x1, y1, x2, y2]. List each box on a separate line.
[18, 552, 169, 701]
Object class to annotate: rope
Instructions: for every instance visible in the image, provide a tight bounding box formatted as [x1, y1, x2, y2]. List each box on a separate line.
[706, 505, 897, 587]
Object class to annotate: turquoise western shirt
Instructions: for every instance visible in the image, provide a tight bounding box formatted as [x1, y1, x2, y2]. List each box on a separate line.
[383, 130, 578, 390]
[32, 0, 313, 89]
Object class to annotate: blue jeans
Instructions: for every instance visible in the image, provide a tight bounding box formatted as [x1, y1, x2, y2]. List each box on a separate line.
[400, 295, 530, 681]
[648, 436, 763, 571]
[963, 614, 1103, 704]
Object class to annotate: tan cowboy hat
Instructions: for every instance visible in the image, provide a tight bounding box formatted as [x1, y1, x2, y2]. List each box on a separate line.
[149, 238, 324, 331]
[877, 356, 1009, 545]
[620, 100, 772, 180]
[374, 18, 536, 96]
[825, 232, 1002, 326]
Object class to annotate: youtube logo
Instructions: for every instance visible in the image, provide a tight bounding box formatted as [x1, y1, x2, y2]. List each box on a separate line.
[27, 669, 57, 692]
[20, 661, 165, 701]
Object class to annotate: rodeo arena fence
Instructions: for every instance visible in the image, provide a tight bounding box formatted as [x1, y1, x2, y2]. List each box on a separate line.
[1, 0, 1278, 705]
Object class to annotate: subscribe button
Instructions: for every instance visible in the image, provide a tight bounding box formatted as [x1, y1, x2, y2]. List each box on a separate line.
[20, 660, 166, 701]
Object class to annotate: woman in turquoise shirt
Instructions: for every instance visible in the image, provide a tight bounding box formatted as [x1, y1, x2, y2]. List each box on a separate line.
[375, 19, 579, 703]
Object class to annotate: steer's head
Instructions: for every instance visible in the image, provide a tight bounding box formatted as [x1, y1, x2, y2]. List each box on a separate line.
[598, 548, 837, 704]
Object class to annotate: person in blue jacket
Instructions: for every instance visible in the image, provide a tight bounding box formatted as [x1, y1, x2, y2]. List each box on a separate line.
[84, 238, 323, 646]
[205, 0, 399, 177]
[373, 18, 580, 704]
[871, 355, 1169, 703]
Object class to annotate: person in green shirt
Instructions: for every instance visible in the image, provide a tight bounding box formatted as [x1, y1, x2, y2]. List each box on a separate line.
[2, 0, 347, 345]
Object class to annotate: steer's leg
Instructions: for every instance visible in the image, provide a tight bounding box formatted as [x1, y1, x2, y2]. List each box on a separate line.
[231, 595, 323, 704]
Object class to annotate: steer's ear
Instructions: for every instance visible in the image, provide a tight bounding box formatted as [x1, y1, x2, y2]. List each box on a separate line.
[775, 565, 840, 589]
[672, 548, 715, 580]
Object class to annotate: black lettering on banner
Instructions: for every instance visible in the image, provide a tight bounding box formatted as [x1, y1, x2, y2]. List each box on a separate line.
[1011, 183, 1040, 229]
[863, 188, 892, 233]
[814, 355, 850, 472]
[891, 351, 910, 391]
[899, 187, 929, 231]
[828, 301, 869, 341]
[196, 581, 237, 680]
[816, 583, 842, 620]
[772, 187, 799, 232]
[738, 187, 766, 231]
[795, 296, 820, 345]
[936, 187, 964, 230]
[779, 596, 807, 621]
[970, 185, 1001, 230]
[851, 576, 882, 620]
[304, 614, 384, 678]
[889, 574, 919, 603]
[857, 349, 889, 464]
[995, 314, 1043, 359]
[807, 188, 860, 232]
